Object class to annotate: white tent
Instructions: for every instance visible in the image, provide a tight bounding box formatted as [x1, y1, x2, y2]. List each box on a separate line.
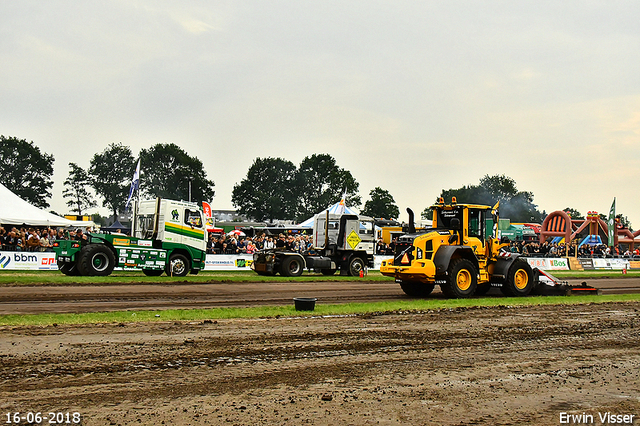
[299, 201, 359, 228]
[0, 183, 91, 227]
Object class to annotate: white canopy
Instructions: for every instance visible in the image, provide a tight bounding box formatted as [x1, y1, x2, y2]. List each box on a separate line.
[299, 201, 359, 228]
[0, 183, 91, 227]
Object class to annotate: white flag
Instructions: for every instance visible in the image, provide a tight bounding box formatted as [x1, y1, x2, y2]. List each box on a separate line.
[125, 158, 141, 212]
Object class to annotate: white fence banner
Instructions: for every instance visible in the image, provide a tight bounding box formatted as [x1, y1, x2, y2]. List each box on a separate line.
[204, 254, 254, 271]
[524, 257, 570, 270]
[592, 258, 630, 270]
[0, 251, 59, 270]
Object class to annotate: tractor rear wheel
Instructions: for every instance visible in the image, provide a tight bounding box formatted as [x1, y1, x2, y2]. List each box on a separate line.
[441, 258, 478, 298]
[78, 244, 116, 276]
[501, 259, 534, 296]
[400, 281, 435, 297]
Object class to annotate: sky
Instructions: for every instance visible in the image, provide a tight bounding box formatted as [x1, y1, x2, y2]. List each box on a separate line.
[1, 1, 639, 226]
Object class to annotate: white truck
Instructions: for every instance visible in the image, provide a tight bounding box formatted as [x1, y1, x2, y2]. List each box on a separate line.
[251, 212, 376, 277]
[54, 198, 207, 277]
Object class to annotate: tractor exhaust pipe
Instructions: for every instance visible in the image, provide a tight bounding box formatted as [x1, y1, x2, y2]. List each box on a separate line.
[407, 208, 416, 234]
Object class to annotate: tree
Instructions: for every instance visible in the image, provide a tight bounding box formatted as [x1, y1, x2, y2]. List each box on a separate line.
[0, 135, 54, 208]
[425, 174, 543, 223]
[295, 154, 361, 222]
[62, 163, 96, 215]
[139, 143, 215, 202]
[88, 142, 136, 220]
[361, 187, 399, 219]
[563, 207, 584, 220]
[232, 157, 298, 221]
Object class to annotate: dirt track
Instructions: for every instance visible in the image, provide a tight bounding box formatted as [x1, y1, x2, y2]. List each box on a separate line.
[0, 277, 638, 315]
[1, 299, 640, 425]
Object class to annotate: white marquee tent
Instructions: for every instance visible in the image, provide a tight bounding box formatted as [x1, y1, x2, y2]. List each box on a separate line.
[299, 201, 359, 228]
[0, 183, 92, 227]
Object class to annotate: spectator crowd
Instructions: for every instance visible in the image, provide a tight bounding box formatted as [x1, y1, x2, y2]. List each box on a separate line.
[0, 226, 90, 252]
[4, 224, 640, 260]
[206, 232, 314, 255]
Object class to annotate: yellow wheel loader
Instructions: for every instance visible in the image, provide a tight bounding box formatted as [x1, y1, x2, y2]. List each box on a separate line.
[380, 198, 535, 298]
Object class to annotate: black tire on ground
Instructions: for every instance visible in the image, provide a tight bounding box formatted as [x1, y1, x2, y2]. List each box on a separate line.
[142, 269, 164, 277]
[441, 258, 478, 298]
[320, 269, 337, 276]
[166, 253, 191, 277]
[78, 244, 116, 276]
[59, 262, 80, 276]
[501, 258, 534, 297]
[347, 256, 366, 277]
[400, 281, 435, 297]
[280, 256, 304, 277]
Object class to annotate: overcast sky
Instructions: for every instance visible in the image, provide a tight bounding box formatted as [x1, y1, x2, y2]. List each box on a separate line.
[1, 1, 639, 226]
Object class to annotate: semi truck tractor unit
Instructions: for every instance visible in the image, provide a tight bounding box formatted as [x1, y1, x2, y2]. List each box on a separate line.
[54, 198, 207, 277]
[379, 198, 535, 298]
[252, 212, 376, 277]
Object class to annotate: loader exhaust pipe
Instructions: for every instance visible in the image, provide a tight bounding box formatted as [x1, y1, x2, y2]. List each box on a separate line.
[407, 208, 416, 234]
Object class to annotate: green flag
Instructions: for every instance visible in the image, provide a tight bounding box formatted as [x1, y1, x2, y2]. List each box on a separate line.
[607, 198, 616, 247]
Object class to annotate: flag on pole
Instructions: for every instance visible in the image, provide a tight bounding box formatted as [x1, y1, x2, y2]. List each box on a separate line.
[125, 158, 141, 212]
[336, 190, 347, 215]
[607, 197, 616, 247]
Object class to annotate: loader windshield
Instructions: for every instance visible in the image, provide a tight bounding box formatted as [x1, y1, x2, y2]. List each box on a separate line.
[434, 207, 464, 230]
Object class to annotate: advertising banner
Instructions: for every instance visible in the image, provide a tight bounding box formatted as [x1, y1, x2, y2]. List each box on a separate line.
[204, 254, 254, 271]
[592, 258, 630, 270]
[0, 251, 59, 270]
[525, 257, 570, 270]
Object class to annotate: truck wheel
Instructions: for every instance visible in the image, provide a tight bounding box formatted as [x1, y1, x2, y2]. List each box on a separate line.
[347, 256, 365, 277]
[78, 245, 115, 276]
[143, 269, 164, 277]
[441, 258, 477, 298]
[280, 256, 304, 277]
[501, 259, 534, 296]
[400, 281, 435, 297]
[166, 253, 190, 277]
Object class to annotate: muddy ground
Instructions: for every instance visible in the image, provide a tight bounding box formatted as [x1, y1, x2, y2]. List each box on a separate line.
[1, 302, 639, 425]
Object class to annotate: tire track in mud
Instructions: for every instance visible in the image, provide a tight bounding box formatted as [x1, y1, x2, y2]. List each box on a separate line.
[2, 303, 639, 415]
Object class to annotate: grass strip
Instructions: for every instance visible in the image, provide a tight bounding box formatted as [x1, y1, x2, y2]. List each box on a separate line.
[1, 294, 639, 327]
[1, 269, 639, 286]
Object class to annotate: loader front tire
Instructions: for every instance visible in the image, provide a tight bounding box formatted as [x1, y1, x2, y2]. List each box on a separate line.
[441, 258, 477, 298]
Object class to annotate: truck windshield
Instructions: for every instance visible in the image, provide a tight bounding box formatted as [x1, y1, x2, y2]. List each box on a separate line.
[434, 207, 464, 230]
[185, 210, 203, 228]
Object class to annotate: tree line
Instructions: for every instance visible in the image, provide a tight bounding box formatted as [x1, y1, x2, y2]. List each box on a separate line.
[0, 136, 215, 221]
[3, 134, 627, 228]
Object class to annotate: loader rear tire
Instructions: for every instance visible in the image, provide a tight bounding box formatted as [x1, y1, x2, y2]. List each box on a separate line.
[400, 281, 435, 297]
[501, 259, 534, 297]
[441, 258, 477, 298]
